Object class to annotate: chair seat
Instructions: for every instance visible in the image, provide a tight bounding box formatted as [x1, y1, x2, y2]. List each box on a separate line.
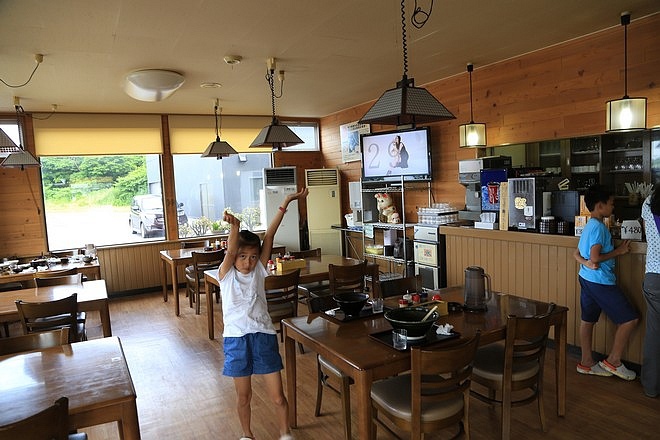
[472, 342, 540, 382]
[371, 374, 464, 422]
[318, 355, 349, 378]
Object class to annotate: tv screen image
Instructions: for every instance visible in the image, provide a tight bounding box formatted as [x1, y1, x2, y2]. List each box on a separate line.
[360, 127, 431, 181]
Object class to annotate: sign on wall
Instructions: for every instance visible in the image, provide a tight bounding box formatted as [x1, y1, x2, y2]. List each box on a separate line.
[340, 121, 370, 163]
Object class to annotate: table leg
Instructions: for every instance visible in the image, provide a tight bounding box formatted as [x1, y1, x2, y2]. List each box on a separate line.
[284, 330, 297, 429]
[170, 263, 180, 316]
[205, 278, 215, 340]
[100, 299, 112, 337]
[120, 399, 141, 440]
[354, 369, 374, 440]
[555, 311, 567, 416]
[161, 259, 168, 303]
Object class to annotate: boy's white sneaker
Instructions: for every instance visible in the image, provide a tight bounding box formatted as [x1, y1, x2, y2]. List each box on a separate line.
[599, 360, 636, 381]
[576, 362, 612, 377]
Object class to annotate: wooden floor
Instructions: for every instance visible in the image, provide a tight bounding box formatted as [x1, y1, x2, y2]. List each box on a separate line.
[75, 291, 658, 440]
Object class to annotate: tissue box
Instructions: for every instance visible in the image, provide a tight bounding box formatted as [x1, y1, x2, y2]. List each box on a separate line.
[277, 258, 306, 272]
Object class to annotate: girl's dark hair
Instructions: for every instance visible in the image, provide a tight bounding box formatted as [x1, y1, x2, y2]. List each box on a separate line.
[238, 230, 261, 251]
[650, 183, 660, 216]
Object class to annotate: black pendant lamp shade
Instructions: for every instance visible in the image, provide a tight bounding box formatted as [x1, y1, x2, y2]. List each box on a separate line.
[605, 12, 647, 132]
[201, 101, 237, 159]
[359, 0, 455, 126]
[250, 59, 303, 151]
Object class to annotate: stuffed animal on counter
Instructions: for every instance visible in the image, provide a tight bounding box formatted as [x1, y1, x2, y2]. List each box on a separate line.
[374, 193, 400, 223]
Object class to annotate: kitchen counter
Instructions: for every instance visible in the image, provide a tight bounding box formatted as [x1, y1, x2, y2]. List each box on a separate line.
[439, 225, 647, 365]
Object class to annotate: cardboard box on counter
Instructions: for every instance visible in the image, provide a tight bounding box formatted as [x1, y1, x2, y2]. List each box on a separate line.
[277, 258, 306, 272]
[474, 222, 499, 230]
[499, 181, 509, 231]
[574, 215, 589, 236]
[579, 195, 590, 215]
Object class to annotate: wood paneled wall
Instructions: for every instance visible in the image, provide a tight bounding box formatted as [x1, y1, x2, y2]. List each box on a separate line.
[320, 14, 660, 223]
[441, 226, 647, 365]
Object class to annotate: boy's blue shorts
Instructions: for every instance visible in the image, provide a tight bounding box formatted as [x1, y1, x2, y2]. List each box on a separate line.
[579, 277, 638, 324]
[223, 332, 283, 377]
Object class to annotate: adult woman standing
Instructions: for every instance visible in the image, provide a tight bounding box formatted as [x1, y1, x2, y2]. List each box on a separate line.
[641, 184, 660, 398]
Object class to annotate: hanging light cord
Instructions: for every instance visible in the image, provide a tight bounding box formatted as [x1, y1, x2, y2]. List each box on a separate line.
[468, 65, 475, 122]
[0, 57, 42, 88]
[622, 13, 630, 97]
[265, 69, 285, 120]
[214, 104, 221, 139]
[400, 0, 434, 77]
[15, 104, 25, 148]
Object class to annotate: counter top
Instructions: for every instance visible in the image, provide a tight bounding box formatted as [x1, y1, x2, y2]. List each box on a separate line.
[439, 225, 647, 254]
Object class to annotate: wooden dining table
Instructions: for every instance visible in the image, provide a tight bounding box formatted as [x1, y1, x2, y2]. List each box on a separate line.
[0, 260, 101, 287]
[0, 336, 140, 439]
[282, 286, 568, 440]
[0, 279, 112, 337]
[202, 254, 363, 340]
[159, 244, 286, 317]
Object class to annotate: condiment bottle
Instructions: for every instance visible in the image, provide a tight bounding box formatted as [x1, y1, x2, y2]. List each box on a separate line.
[267, 260, 276, 272]
[402, 290, 412, 304]
[412, 293, 421, 304]
[214, 239, 220, 250]
[398, 299, 408, 308]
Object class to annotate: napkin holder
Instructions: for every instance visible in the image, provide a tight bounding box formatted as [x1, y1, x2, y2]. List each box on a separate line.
[277, 258, 306, 272]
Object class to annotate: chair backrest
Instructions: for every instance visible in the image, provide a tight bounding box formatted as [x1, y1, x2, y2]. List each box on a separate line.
[290, 248, 322, 259]
[410, 333, 481, 434]
[192, 250, 225, 271]
[34, 273, 83, 287]
[502, 306, 554, 387]
[181, 240, 209, 249]
[265, 269, 300, 329]
[0, 328, 69, 356]
[15, 294, 81, 343]
[328, 260, 368, 296]
[0, 396, 70, 439]
[379, 275, 422, 298]
[306, 295, 339, 314]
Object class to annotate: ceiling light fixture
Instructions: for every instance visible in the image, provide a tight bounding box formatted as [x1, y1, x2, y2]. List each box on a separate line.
[606, 12, 646, 132]
[1, 97, 40, 170]
[458, 63, 487, 148]
[124, 69, 185, 102]
[359, 0, 455, 127]
[223, 55, 242, 65]
[250, 58, 303, 151]
[202, 99, 237, 159]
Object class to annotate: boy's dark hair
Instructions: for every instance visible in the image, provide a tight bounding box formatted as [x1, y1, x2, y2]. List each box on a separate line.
[584, 184, 613, 212]
[238, 229, 261, 251]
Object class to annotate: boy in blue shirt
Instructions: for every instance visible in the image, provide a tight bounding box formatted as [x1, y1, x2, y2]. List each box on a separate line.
[574, 184, 638, 380]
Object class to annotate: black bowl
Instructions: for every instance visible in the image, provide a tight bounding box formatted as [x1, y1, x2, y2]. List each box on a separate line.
[333, 292, 369, 316]
[384, 307, 439, 339]
[59, 257, 69, 264]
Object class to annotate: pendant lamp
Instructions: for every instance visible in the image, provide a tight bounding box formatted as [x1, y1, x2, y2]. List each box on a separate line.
[202, 100, 237, 159]
[359, 0, 455, 127]
[458, 63, 487, 148]
[1, 99, 40, 170]
[605, 12, 646, 132]
[250, 58, 303, 151]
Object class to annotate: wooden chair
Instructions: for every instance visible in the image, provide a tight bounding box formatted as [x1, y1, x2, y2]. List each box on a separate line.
[185, 250, 224, 314]
[328, 260, 368, 296]
[265, 269, 300, 342]
[289, 248, 330, 300]
[0, 328, 69, 356]
[0, 396, 87, 439]
[15, 294, 86, 343]
[34, 272, 83, 287]
[370, 333, 481, 439]
[306, 295, 353, 440]
[378, 274, 422, 298]
[181, 240, 209, 249]
[470, 305, 555, 440]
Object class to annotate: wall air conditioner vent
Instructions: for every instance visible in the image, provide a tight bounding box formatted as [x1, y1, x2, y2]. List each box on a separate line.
[305, 169, 339, 187]
[264, 166, 297, 186]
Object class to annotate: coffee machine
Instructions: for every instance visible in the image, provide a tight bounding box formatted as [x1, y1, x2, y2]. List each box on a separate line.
[458, 156, 512, 222]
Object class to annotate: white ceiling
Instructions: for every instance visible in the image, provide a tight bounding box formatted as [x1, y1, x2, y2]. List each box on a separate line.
[1, 0, 659, 118]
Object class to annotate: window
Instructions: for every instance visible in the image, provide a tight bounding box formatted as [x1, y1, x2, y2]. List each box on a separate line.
[172, 153, 272, 238]
[40, 154, 166, 250]
[280, 121, 319, 151]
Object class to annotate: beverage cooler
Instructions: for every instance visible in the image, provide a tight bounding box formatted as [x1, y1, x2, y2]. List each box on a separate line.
[413, 225, 447, 291]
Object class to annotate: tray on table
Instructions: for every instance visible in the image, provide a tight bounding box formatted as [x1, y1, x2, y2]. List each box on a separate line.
[369, 325, 460, 351]
[323, 303, 387, 322]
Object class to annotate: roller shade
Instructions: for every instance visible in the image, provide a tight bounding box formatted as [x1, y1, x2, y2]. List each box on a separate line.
[33, 114, 163, 155]
[168, 115, 272, 153]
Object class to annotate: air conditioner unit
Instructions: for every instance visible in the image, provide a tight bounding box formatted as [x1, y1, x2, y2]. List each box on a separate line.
[306, 168, 341, 255]
[262, 166, 300, 252]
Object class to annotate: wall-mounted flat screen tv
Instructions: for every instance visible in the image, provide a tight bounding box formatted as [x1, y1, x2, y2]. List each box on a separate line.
[360, 127, 432, 182]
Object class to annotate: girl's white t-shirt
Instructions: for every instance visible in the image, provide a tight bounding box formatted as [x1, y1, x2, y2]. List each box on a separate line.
[219, 261, 276, 338]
